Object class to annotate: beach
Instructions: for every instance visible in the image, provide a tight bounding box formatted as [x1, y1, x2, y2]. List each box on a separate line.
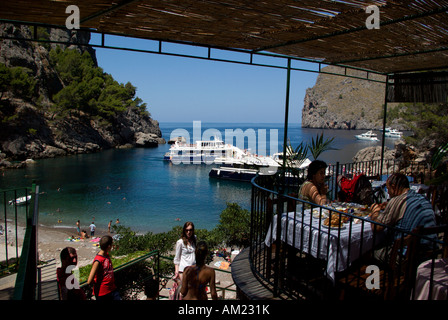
[0, 221, 103, 268]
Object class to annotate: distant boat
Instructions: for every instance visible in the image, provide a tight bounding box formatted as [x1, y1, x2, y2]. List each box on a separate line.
[384, 127, 403, 138]
[8, 195, 31, 205]
[355, 131, 379, 141]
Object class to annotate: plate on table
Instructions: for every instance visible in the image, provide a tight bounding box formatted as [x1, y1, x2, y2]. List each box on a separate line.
[322, 217, 346, 230]
[322, 223, 346, 230]
[312, 208, 330, 219]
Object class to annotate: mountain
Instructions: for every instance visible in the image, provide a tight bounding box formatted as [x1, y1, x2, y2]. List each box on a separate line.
[0, 24, 164, 168]
[301, 65, 387, 130]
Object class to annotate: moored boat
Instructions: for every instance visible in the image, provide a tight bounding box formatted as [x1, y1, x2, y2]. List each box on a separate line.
[384, 127, 403, 138]
[8, 195, 31, 205]
[163, 137, 245, 164]
[355, 131, 379, 141]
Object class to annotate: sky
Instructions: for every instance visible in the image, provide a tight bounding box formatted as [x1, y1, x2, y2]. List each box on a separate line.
[89, 34, 320, 124]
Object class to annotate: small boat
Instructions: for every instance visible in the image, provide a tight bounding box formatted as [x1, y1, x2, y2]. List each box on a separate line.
[384, 127, 403, 138]
[8, 195, 31, 205]
[355, 131, 379, 141]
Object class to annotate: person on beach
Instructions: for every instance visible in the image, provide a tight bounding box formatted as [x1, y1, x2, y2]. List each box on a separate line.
[180, 241, 218, 300]
[76, 220, 80, 235]
[298, 160, 329, 206]
[89, 221, 96, 237]
[108, 220, 112, 233]
[173, 221, 196, 282]
[57, 247, 86, 300]
[87, 235, 121, 300]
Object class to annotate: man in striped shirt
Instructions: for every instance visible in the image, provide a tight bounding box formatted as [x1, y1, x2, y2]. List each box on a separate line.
[369, 173, 436, 234]
[368, 173, 437, 264]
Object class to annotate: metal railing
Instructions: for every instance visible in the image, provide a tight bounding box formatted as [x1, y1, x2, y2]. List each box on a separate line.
[12, 184, 39, 300]
[1, 187, 31, 276]
[78, 251, 236, 300]
[249, 160, 447, 300]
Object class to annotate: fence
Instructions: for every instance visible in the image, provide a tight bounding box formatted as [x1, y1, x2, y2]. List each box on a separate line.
[249, 160, 447, 300]
[78, 251, 236, 300]
[0, 187, 31, 276]
[11, 184, 39, 300]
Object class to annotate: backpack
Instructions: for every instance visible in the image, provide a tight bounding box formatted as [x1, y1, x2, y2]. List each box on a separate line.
[338, 174, 374, 205]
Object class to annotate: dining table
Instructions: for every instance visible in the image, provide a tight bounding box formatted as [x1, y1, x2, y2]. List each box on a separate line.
[264, 202, 379, 282]
[413, 258, 448, 300]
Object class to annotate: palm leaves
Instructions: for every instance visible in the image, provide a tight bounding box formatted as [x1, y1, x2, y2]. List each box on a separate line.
[309, 133, 335, 160]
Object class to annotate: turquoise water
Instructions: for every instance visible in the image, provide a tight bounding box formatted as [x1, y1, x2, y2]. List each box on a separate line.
[0, 122, 397, 234]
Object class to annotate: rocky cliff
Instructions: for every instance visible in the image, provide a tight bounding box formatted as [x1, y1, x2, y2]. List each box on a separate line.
[302, 65, 387, 130]
[0, 24, 164, 168]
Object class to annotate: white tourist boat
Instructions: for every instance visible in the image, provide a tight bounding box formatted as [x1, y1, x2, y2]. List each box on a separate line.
[384, 127, 403, 138]
[163, 137, 246, 164]
[210, 150, 311, 182]
[355, 130, 379, 141]
[8, 195, 31, 205]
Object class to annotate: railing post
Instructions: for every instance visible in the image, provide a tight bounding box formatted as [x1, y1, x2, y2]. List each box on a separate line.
[334, 162, 340, 200]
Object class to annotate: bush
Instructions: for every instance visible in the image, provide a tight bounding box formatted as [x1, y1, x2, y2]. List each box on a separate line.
[214, 202, 250, 248]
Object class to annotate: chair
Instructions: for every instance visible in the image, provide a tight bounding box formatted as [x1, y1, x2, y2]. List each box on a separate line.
[338, 225, 448, 300]
[337, 230, 419, 300]
[432, 185, 448, 225]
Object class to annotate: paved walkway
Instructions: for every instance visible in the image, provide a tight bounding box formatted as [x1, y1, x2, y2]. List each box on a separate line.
[0, 259, 59, 300]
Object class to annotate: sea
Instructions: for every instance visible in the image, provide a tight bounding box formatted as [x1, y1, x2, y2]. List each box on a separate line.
[0, 122, 398, 234]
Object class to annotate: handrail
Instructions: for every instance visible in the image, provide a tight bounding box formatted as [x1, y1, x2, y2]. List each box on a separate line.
[13, 184, 39, 300]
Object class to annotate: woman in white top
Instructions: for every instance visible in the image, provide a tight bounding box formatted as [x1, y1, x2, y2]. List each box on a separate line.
[173, 221, 196, 281]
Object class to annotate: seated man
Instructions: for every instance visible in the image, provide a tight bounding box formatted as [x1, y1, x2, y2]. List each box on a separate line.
[368, 173, 437, 263]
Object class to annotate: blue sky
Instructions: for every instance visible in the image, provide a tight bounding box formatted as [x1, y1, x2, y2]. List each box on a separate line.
[90, 34, 319, 124]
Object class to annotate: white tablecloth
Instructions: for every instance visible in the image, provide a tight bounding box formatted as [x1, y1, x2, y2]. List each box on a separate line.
[265, 210, 375, 282]
[413, 258, 448, 300]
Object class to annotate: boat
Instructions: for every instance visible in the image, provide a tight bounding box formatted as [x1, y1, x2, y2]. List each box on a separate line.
[163, 136, 246, 164]
[355, 131, 379, 141]
[210, 150, 311, 182]
[384, 127, 403, 138]
[209, 166, 262, 182]
[8, 195, 31, 205]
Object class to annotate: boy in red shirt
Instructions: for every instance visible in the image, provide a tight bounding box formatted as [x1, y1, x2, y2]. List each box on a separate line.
[87, 235, 121, 300]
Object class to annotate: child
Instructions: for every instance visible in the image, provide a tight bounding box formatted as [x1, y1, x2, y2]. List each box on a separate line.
[87, 235, 121, 300]
[144, 277, 159, 300]
[57, 247, 86, 300]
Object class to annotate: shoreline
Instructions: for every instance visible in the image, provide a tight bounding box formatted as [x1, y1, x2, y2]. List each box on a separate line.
[1, 220, 113, 268]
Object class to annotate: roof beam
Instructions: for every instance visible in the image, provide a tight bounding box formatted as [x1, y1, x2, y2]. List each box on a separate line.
[252, 5, 448, 53]
[80, 0, 142, 24]
[331, 46, 448, 66]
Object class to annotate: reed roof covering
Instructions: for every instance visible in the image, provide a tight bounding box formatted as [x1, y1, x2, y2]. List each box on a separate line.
[1, 0, 448, 74]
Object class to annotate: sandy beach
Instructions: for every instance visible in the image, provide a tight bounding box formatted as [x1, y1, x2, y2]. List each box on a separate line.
[0, 221, 108, 268]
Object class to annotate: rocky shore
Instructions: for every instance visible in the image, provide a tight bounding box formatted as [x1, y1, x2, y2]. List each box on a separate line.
[0, 23, 165, 169]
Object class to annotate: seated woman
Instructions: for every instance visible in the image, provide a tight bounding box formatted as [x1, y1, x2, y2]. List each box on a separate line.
[180, 241, 218, 300]
[299, 160, 329, 206]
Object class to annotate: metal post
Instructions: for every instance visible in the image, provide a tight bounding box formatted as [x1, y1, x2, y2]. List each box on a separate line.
[281, 58, 292, 192]
[380, 75, 389, 179]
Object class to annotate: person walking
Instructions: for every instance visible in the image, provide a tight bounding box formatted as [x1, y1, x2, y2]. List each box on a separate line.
[87, 235, 121, 300]
[89, 221, 96, 237]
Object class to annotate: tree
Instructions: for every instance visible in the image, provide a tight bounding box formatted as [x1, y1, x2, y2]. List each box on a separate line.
[215, 202, 251, 248]
[400, 103, 448, 149]
[0, 63, 36, 101]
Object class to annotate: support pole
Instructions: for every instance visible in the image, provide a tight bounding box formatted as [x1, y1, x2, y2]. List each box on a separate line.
[281, 58, 292, 193]
[380, 75, 389, 179]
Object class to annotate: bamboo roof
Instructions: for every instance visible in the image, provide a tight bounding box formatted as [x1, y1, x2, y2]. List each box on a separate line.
[1, 0, 447, 74]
